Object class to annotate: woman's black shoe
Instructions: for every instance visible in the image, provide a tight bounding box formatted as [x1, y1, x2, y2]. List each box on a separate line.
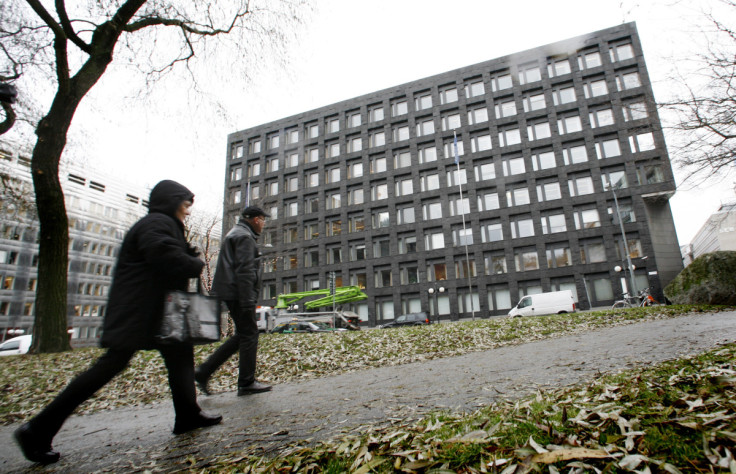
[173, 411, 222, 435]
[14, 423, 60, 464]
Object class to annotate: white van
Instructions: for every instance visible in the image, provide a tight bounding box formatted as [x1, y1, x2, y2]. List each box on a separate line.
[508, 290, 576, 317]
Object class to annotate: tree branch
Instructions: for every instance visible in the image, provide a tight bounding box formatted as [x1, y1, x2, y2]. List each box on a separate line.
[54, 0, 92, 54]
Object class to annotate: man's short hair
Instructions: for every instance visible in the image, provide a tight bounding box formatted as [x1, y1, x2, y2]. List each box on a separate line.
[241, 206, 271, 219]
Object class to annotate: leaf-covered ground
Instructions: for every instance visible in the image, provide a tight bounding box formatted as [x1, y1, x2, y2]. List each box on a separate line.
[0, 305, 727, 427]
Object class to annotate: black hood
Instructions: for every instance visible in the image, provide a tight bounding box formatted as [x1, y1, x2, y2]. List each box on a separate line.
[148, 180, 194, 218]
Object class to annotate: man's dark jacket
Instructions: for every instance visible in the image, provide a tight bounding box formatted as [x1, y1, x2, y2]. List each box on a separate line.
[100, 180, 203, 350]
[211, 220, 262, 310]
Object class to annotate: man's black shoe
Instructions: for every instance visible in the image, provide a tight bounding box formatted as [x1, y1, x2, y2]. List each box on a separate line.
[237, 380, 272, 396]
[173, 411, 223, 435]
[194, 369, 210, 396]
[14, 423, 60, 464]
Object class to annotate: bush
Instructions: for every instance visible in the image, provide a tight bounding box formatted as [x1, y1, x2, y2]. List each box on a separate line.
[664, 251, 736, 305]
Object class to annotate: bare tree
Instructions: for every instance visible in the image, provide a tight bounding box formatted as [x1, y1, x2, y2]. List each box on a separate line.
[1, 0, 309, 352]
[184, 209, 221, 293]
[664, 0, 736, 184]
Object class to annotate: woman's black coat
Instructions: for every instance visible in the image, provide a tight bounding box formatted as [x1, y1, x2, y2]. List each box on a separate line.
[100, 180, 204, 350]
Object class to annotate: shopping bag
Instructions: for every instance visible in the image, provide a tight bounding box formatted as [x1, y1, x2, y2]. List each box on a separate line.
[157, 290, 221, 345]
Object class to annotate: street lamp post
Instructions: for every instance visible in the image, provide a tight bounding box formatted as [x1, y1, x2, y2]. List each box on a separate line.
[609, 184, 638, 297]
[427, 285, 445, 323]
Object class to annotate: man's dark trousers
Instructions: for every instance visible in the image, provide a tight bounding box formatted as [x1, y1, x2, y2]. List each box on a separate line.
[198, 300, 258, 387]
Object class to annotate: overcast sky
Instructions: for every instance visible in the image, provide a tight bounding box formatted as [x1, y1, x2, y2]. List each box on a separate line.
[58, 0, 736, 244]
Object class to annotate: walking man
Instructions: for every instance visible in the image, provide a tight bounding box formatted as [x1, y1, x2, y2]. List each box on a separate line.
[195, 206, 272, 396]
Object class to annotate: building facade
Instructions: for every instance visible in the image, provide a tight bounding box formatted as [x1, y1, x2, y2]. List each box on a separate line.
[1, 141, 150, 346]
[224, 23, 683, 325]
[681, 199, 736, 266]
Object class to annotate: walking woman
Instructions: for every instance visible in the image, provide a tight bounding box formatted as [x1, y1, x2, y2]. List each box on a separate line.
[14, 180, 221, 464]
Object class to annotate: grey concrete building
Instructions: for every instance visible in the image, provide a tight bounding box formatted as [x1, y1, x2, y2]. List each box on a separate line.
[681, 198, 736, 266]
[224, 23, 682, 325]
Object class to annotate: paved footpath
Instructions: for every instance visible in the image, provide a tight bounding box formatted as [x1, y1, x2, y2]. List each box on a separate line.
[1, 311, 735, 472]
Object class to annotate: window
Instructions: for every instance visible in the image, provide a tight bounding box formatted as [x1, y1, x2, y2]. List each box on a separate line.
[2, 276, 14, 290]
[568, 174, 595, 196]
[249, 139, 261, 154]
[595, 138, 621, 159]
[541, 212, 567, 234]
[422, 201, 443, 220]
[393, 150, 411, 169]
[304, 222, 319, 240]
[527, 121, 551, 140]
[395, 177, 413, 197]
[370, 155, 387, 173]
[391, 99, 408, 117]
[268, 134, 280, 149]
[348, 242, 366, 262]
[286, 128, 299, 145]
[629, 132, 655, 152]
[548, 58, 571, 77]
[249, 185, 260, 201]
[536, 181, 562, 201]
[502, 156, 526, 176]
[424, 231, 445, 250]
[371, 182, 388, 200]
[506, 186, 530, 206]
[583, 78, 608, 98]
[247, 161, 261, 177]
[579, 239, 607, 264]
[608, 199, 636, 224]
[485, 253, 507, 275]
[373, 238, 390, 258]
[284, 175, 299, 192]
[347, 111, 361, 128]
[557, 115, 582, 134]
[284, 253, 298, 270]
[623, 101, 648, 121]
[498, 127, 521, 147]
[441, 113, 461, 131]
[373, 210, 390, 229]
[306, 171, 319, 188]
[326, 246, 342, 264]
[349, 213, 366, 233]
[480, 221, 503, 243]
[488, 285, 512, 311]
[285, 200, 298, 217]
[449, 196, 470, 216]
[510, 216, 535, 238]
[230, 167, 242, 182]
[393, 124, 410, 142]
[283, 226, 298, 244]
[562, 144, 588, 165]
[601, 168, 628, 190]
[491, 72, 513, 92]
[232, 143, 244, 159]
[400, 264, 420, 285]
[637, 164, 665, 184]
[305, 195, 319, 213]
[398, 234, 417, 254]
[326, 192, 341, 210]
[518, 64, 541, 84]
[305, 123, 319, 139]
[474, 162, 496, 181]
[616, 71, 641, 90]
[421, 173, 440, 192]
[348, 187, 365, 205]
[444, 139, 464, 158]
[465, 80, 485, 98]
[578, 50, 602, 69]
[230, 189, 242, 204]
[369, 105, 384, 122]
[531, 150, 556, 170]
[552, 85, 576, 105]
[286, 152, 299, 168]
[455, 258, 477, 278]
[589, 108, 615, 128]
[416, 117, 435, 136]
[326, 141, 340, 158]
[446, 168, 467, 187]
[414, 93, 432, 111]
[369, 130, 386, 147]
[522, 92, 546, 112]
[327, 116, 340, 133]
[614, 236, 643, 259]
[467, 106, 489, 125]
[573, 207, 602, 229]
[495, 100, 517, 118]
[477, 191, 500, 211]
[325, 167, 340, 184]
[348, 160, 363, 178]
[610, 43, 635, 62]
[470, 134, 492, 153]
[427, 261, 448, 282]
[397, 205, 415, 224]
[440, 86, 458, 104]
[306, 147, 319, 163]
[326, 218, 342, 236]
[418, 145, 437, 164]
[514, 248, 540, 272]
[348, 135, 362, 153]
[547, 245, 573, 268]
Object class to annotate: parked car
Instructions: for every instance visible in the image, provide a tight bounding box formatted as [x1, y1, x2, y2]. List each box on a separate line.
[270, 320, 346, 334]
[0, 335, 32, 356]
[507, 290, 576, 317]
[379, 312, 431, 329]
